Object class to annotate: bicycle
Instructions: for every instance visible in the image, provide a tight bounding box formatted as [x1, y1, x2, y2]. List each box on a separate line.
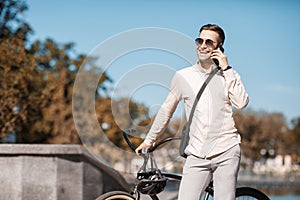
[97, 129, 270, 200]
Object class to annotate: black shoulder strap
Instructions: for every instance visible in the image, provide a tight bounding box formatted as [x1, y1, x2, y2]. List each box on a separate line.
[187, 67, 220, 124]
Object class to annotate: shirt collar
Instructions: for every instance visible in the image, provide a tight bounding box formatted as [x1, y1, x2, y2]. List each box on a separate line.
[195, 61, 218, 75]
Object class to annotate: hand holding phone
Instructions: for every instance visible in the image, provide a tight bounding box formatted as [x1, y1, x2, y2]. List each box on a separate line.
[211, 46, 228, 69]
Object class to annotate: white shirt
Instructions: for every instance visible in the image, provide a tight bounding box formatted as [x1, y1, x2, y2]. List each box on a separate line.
[144, 62, 249, 158]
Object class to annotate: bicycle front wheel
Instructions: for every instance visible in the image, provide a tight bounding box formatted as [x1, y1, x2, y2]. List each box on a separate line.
[96, 191, 135, 200]
[236, 187, 270, 200]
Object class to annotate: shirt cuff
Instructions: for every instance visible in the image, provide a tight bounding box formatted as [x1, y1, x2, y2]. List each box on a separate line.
[143, 138, 153, 146]
[222, 67, 235, 79]
[222, 66, 232, 71]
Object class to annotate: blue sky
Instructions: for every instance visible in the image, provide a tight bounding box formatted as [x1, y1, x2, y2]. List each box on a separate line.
[25, 0, 300, 123]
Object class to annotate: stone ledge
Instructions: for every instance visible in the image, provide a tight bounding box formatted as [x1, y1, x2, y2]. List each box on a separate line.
[0, 144, 130, 191]
[0, 144, 131, 199]
[0, 144, 83, 155]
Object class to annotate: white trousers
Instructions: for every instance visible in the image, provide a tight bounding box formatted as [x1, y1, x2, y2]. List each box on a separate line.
[178, 145, 241, 200]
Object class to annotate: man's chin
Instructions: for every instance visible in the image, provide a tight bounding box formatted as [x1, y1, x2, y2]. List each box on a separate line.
[198, 56, 211, 62]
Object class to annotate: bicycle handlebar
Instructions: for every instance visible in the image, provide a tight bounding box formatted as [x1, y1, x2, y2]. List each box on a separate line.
[123, 129, 181, 153]
[122, 129, 138, 152]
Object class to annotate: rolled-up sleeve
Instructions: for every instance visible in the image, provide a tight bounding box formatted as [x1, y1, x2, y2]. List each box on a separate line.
[223, 69, 249, 109]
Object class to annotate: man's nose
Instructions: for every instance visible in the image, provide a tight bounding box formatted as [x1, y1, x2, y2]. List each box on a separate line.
[200, 41, 207, 49]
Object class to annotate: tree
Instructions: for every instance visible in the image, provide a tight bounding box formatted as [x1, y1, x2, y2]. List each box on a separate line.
[0, 0, 32, 41]
[0, 36, 41, 141]
[233, 108, 300, 167]
[259, 113, 287, 155]
[283, 118, 300, 162]
[25, 39, 83, 143]
[234, 110, 262, 160]
[95, 97, 150, 150]
[0, 0, 49, 143]
[0, 0, 149, 146]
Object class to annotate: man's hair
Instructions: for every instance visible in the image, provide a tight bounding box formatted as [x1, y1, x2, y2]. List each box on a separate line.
[199, 24, 225, 45]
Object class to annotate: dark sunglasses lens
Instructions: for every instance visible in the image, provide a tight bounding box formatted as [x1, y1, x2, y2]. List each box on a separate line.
[195, 38, 203, 45]
[205, 39, 214, 48]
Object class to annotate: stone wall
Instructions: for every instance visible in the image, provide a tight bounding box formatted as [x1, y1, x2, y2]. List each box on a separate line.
[0, 144, 131, 200]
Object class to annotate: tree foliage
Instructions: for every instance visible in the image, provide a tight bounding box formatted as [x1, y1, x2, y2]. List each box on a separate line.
[283, 118, 300, 161]
[0, 0, 32, 41]
[0, 0, 299, 165]
[0, 0, 36, 141]
[0, 36, 38, 140]
[234, 110, 299, 162]
[0, 0, 151, 145]
[26, 39, 86, 143]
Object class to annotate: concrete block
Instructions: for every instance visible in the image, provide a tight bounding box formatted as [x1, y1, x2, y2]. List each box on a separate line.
[56, 156, 83, 200]
[83, 160, 103, 199]
[22, 156, 56, 200]
[0, 156, 22, 200]
[0, 144, 131, 200]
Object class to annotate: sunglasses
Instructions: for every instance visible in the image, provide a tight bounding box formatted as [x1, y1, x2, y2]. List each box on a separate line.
[195, 38, 217, 49]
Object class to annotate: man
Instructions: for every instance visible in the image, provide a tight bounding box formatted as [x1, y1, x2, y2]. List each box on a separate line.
[136, 24, 249, 200]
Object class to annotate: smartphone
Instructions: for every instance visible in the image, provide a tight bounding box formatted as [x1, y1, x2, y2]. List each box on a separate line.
[212, 45, 225, 66]
[219, 46, 225, 53]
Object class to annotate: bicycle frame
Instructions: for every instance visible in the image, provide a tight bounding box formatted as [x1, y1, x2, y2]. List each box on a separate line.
[123, 129, 214, 200]
[96, 130, 270, 200]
